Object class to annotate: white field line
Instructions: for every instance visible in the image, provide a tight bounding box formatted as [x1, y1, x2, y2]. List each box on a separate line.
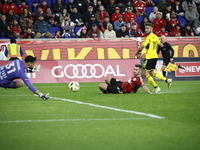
[51, 96, 165, 119]
[0, 118, 150, 123]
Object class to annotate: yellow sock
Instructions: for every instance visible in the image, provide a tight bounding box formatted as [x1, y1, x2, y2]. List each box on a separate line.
[146, 75, 157, 88]
[153, 73, 167, 81]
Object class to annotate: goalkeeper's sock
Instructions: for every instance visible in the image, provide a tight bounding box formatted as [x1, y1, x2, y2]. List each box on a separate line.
[146, 75, 157, 88]
[153, 72, 167, 81]
[162, 71, 166, 77]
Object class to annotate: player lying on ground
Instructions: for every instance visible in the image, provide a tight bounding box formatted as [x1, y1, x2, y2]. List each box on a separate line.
[99, 64, 152, 94]
[0, 55, 49, 100]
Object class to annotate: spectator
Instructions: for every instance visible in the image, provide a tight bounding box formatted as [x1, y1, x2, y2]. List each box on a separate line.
[6, 9, 16, 26]
[33, 15, 52, 38]
[67, 0, 77, 14]
[167, 0, 176, 7]
[153, 12, 166, 34]
[0, 15, 10, 38]
[182, 0, 196, 12]
[163, 3, 175, 20]
[123, 7, 137, 23]
[194, 0, 200, 7]
[111, 7, 123, 23]
[88, 23, 103, 38]
[144, 0, 155, 7]
[77, 26, 90, 38]
[32, 6, 44, 21]
[157, 26, 170, 37]
[41, 0, 49, 13]
[17, 0, 28, 15]
[44, 7, 59, 27]
[126, 17, 139, 30]
[93, 0, 102, 13]
[5, 37, 23, 60]
[86, 14, 100, 30]
[70, 7, 82, 23]
[22, 17, 34, 33]
[157, 0, 169, 13]
[19, 8, 31, 26]
[59, 8, 70, 25]
[54, 30, 62, 39]
[106, 0, 117, 18]
[104, 23, 116, 38]
[100, 16, 111, 32]
[140, 16, 150, 33]
[76, 0, 92, 15]
[23, 27, 35, 39]
[61, 16, 76, 38]
[165, 12, 179, 32]
[9, 19, 21, 39]
[185, 4, 200, 29]
[30, 1, 38, 13]
[2, 0, 18, 17]
[129, 23, 143, 37]
[184, 24, 194, 36]
[172, 0, 184, 16]
[134, 0, 148, 17]
[113, 15, 126, 31]
[52, 0, 68, 15]
[116, 24, 129, 38]
[84, 6, 95, 24]
[96, 5, 110, 24]
[171, 24, 183, 37]
[122, 0, 135, 14]
[149, 6, 158, 22]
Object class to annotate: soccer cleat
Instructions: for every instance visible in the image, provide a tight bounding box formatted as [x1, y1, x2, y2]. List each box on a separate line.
[178, 64, 186, 70]
[167, 78, 172, 88]
[152, 87, 161, 93]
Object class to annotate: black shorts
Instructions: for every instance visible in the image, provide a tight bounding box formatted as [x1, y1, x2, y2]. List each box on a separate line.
[106, 78, 123, 93]
[143, 58, 157, 70]
[163, 57, 170, 66]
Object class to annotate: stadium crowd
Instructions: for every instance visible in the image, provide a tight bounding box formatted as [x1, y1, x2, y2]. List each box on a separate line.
[0, 0, 200, 39]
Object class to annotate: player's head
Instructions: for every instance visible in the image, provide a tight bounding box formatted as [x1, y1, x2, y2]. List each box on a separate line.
[25, 55, 37, 69]
[144, 23, 153, 34]
[160, 35, 166, 43]
[134, 64, 143, 76]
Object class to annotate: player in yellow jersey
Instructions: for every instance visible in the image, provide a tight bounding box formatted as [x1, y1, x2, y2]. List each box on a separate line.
[135, 22, 172, 93]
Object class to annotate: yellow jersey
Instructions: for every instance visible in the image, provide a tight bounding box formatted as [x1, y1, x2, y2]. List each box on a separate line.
[142, 32, 161, 59]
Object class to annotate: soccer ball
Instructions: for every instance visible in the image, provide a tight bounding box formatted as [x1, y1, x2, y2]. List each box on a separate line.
[68, 81, 80, 92]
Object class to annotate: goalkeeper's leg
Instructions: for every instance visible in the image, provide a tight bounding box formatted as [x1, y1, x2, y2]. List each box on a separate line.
[0, 81, 24, 89]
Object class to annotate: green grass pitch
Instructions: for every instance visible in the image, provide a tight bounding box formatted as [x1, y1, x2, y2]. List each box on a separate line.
[0, 80, 200, 150]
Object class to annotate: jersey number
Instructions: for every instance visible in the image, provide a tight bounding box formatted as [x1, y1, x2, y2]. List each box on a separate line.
[5, 62, 16, 74]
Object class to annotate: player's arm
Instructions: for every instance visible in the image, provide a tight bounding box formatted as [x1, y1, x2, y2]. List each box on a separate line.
[168, 43, 174, 61]
[135, 45, 144, 58]
[20, 73, 49, 100]
[142, 85, 152, 94]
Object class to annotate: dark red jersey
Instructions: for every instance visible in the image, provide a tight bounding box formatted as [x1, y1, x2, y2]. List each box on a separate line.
[121, 76, 144, 93]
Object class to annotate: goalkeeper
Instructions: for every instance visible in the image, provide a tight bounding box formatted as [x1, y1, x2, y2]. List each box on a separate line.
[157, 35, 185, 77]
[0, 55, 49, 100]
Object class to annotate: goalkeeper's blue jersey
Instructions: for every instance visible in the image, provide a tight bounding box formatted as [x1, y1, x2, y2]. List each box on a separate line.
[0, 59, 37, 93]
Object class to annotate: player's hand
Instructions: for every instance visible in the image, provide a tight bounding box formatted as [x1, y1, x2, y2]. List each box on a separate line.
[134, 53, 141, 59]
[39, 93, 49, 100]
[32, 65, 41, 73]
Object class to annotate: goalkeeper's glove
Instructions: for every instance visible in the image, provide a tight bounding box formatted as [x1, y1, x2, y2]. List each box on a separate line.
[32, 65, 41, 73]
[39, 93, 49, 100]
[27, 65, 41, 73]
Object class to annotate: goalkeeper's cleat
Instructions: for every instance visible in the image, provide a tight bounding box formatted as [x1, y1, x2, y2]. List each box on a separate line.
[167, 78, 172, 88]
[152, 87, 161, 93]
[178, 64, 186, 70]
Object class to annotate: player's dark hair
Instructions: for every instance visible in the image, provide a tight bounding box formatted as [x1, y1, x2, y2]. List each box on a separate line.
[25, 55, 36, 63]
[135, 64, 143, 69]
[145, 22, 154, 28]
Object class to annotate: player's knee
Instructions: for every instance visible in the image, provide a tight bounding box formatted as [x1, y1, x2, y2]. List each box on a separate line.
[16, 81, 24, 88]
